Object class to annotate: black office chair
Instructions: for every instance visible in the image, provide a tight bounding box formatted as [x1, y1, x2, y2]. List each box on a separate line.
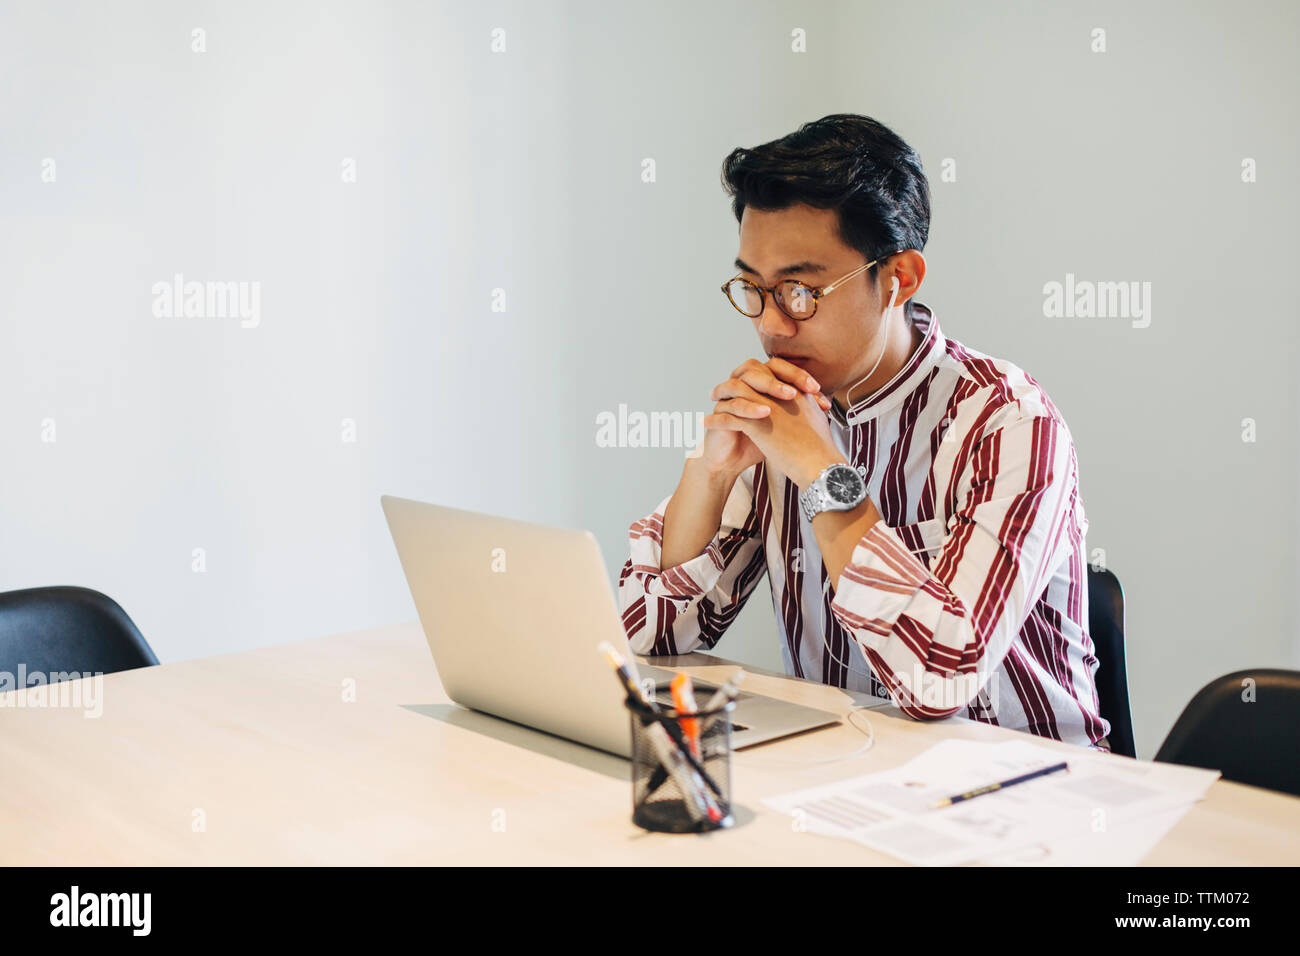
[1087, 567, 1136, 758]
[1155, 669, 1300, 797]
[0, 586, 159, 682]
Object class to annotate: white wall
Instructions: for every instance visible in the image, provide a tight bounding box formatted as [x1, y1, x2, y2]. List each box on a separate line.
[1, 0, 1296, 759]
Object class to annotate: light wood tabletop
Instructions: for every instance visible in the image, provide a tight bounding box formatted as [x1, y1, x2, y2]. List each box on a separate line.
[0, 620, 1295, 865]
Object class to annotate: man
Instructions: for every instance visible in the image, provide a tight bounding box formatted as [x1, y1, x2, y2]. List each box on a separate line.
[617, 114, 1110, 751]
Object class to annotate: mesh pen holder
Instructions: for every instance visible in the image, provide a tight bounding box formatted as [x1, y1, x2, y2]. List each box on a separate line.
[625, 693, 735, 833]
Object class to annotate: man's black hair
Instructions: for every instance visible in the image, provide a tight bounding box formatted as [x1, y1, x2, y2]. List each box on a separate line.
[720, 114, 930, 323]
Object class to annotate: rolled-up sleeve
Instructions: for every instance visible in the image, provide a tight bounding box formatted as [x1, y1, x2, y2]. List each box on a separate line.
[618, 465, 768, 655]
[829, 412, 1083, 719]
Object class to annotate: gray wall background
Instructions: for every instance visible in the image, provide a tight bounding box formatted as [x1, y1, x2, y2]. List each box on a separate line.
[1, 0, 1295, 759]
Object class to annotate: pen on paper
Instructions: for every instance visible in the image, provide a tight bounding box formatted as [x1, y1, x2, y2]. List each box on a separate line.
[931, 761, 1070, 809]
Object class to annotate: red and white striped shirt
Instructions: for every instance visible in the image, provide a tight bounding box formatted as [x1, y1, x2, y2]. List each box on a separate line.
[618, 303, 1110, 750]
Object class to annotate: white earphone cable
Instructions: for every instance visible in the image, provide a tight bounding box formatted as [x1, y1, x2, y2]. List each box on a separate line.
[842, 275, 901, 417]
[741, 277, 922, 765]
[739, 704, 877, 767]
[815, 273, 931, 683]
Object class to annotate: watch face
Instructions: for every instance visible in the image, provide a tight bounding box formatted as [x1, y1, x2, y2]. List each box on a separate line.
[825, 464, 865, 505]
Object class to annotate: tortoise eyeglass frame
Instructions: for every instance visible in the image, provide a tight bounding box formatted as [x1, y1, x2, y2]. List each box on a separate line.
[721, 251, 903, 321]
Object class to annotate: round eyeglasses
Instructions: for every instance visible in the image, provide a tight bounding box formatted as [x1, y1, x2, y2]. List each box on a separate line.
[721, 253, 901, 321]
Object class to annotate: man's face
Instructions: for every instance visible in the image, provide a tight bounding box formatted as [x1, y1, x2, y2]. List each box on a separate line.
[733, 203, 882, 397]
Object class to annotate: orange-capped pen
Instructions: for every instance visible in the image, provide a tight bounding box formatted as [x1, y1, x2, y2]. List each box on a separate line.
[670, 673, 701, 760]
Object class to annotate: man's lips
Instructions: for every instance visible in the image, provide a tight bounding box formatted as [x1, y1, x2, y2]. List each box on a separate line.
[772, 353, 814, 366]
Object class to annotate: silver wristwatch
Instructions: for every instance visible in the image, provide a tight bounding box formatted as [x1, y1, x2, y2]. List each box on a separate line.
[799, 463, 868, 522]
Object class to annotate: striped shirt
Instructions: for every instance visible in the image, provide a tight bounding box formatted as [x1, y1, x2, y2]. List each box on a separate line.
[617, 302, 1110, 750]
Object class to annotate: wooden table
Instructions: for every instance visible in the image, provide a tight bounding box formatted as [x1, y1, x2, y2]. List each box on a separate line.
[0, 621, 1295, 865]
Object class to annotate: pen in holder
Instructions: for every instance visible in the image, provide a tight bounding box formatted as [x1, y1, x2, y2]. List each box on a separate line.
[624, 691, 735, 834]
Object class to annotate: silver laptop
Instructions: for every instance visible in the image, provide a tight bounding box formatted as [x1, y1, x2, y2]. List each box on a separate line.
[380, 495, 839, 758]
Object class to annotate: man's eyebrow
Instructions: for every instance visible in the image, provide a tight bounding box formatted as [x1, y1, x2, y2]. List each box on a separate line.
[734, 257, 828, 280]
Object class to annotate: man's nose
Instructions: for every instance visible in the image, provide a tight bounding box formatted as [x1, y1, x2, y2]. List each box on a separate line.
[758, 296, 796, 337]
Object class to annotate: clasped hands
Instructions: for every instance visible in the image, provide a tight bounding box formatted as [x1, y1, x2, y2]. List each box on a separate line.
[697, 357, 846, 490]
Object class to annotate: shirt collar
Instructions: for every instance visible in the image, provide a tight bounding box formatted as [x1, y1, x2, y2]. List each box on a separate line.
[828, 301, 946, 427]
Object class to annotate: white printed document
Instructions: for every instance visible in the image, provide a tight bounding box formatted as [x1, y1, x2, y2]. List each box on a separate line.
[762, 739, 1220, 866]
